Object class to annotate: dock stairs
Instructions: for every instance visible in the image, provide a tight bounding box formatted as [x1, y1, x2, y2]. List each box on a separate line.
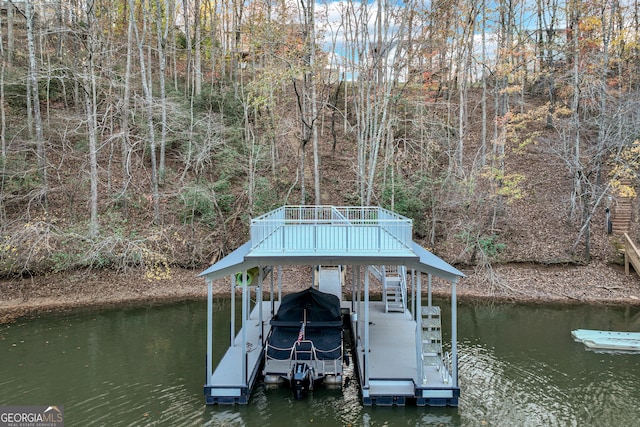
[421, 305, 446, 381]
[372, 265, 408, 312]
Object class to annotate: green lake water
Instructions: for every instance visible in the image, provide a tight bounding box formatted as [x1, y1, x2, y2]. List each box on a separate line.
[1, 299, 639, 426]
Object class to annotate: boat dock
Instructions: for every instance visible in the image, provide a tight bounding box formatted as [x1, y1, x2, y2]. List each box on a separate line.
[200, 206, 464, 406]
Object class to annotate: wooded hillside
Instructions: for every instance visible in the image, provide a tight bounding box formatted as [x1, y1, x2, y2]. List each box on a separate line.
[2, 0, 640, 284]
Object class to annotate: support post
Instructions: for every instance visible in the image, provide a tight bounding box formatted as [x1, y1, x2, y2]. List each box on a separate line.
[427, 273, 432, 308]
[270, 265, 275, 315]
[258, 267, 264, 345]
[356, 265, 361, 346]
[451, 278, 458, 387]
[364, 266, 370, 388]
[242, 272, 248, 386]
[416, 271, 422, 383]
[351, 265, 357, 312]
[411, 269, 416, 320]
[230, 275, 235, 346]
[206, 278, 213, 384]
[278, 265, 283, 301]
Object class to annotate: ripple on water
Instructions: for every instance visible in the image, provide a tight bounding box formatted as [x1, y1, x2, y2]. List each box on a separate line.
[459, 340, 579, 427]
[2, 300, 640, 426]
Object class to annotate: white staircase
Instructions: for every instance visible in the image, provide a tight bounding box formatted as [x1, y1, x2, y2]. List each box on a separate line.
[421, 305, 444, 379]
[372, 265, 407, 313]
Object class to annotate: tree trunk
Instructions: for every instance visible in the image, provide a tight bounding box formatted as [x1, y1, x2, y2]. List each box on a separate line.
[121, 0, 134, 200]
[1, 56, 5, 159]
[182, 0, 192, 96]
[7, 2, 13, 67]
[194, 0, 202, 96]
[84, 0, 100, 237]
[26, 0, 48, 201]
[480, 0, 487, 167]
[130, 0, 161, 223]
[307, 0, 320, 205]
[156, 0, 169, 182]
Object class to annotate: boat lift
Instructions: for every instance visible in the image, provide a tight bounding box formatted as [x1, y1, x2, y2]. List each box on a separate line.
[199, 205, 465, 406]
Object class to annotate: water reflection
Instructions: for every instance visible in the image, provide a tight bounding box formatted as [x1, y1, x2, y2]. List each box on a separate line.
[0, 300, 638, 426]
[457, 302, 640, 427]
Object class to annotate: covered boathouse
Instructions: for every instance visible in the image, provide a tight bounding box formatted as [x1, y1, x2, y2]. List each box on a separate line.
[199, 205, 464, 406]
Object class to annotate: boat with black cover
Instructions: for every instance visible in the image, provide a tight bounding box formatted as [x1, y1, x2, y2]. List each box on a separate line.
[263, 287, 345, 399]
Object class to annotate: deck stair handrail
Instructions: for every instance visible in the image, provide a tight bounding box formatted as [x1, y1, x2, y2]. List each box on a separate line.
[442, 351, 452, 384]
[623, 233, 640, 275]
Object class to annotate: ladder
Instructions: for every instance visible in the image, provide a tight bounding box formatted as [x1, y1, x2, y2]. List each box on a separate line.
[421, 305, 443, 381]
[381, 265, 407, 313]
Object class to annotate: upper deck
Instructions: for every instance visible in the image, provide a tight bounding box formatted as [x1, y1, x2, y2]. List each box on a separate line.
[200, 205, 463, 282]
[247, 206, 415, 260]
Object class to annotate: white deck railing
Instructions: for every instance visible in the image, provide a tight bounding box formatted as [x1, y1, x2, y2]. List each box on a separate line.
[249, 206, 412, 253]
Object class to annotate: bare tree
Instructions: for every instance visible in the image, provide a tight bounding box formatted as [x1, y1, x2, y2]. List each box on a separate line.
[82, 0, 100, 237]
[119, 0, 135, 201]
[294, 0, 321, 205]
[342, 0, 412, 205]
[25, 0, 48, 202]
[6, 0, 14, 67]
[156, 0, 171, 181]
[182, 0, 193, 95]
[194, 0, 202, 96]
[130, 0, 161, 223]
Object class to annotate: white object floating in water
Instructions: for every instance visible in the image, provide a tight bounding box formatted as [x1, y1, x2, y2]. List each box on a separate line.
[571, 329, 640, 353]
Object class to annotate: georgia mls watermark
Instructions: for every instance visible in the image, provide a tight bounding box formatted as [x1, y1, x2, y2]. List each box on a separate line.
[0, 406, 64, 427]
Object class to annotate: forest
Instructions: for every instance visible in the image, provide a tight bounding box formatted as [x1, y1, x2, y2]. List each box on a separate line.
[1, 0, 640, 286]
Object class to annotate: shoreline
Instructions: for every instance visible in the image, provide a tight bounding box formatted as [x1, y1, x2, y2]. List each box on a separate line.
[1, 262, 639, 324]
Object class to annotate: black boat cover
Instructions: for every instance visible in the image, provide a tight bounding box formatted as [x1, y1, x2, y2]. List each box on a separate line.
[267, 287, 342, 360]
[271, 287, 341, 325]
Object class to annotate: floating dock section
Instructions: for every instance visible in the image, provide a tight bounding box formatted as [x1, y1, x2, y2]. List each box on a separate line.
[572, 329, 640, 353]
[199, 206, 464, 406]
